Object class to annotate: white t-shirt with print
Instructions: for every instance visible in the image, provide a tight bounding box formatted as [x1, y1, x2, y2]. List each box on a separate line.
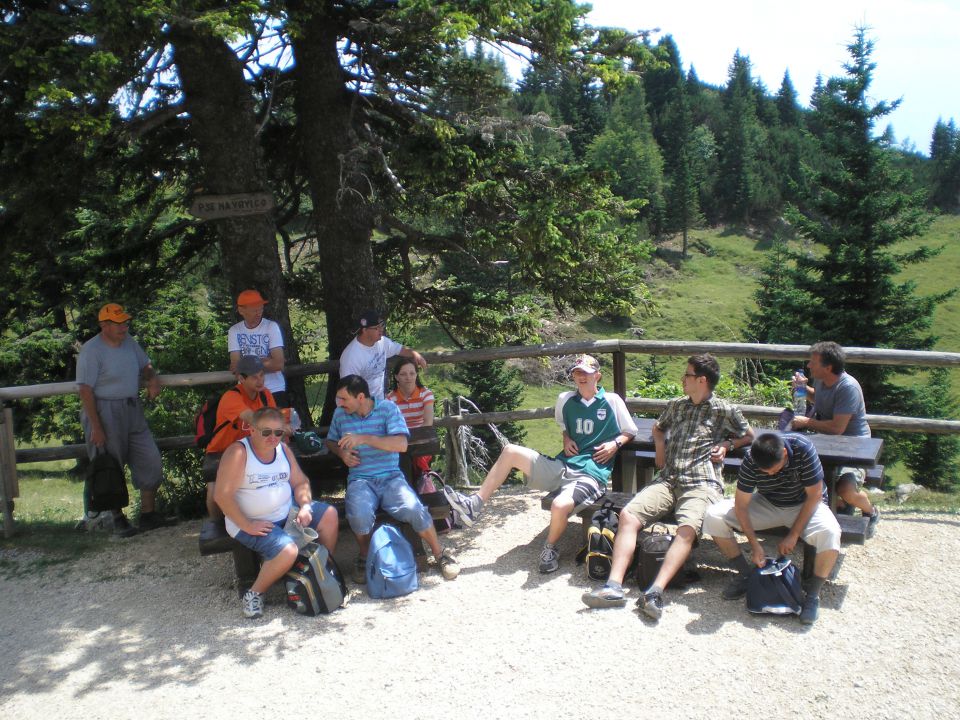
[227, 318, 286, 394]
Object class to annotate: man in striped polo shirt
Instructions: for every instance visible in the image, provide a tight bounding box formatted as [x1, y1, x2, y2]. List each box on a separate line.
[326, 375, 460, 586]
[702, 432, 841, 625]
[444, 354, 638, 574]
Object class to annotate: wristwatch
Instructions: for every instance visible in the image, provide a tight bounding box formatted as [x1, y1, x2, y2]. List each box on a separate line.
[614, 438, 623, 449]
[724, 440, 734, 452]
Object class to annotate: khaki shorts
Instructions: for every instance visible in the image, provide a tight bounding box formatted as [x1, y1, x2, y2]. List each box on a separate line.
[836, 466, 866, 489]
[702, 495, 841, 553]
[528, 455, 605, 512]
[624, 482, 722, 535]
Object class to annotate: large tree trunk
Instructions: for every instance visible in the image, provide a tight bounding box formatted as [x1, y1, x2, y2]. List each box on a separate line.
[288, 3, 385, 422]
[169, 22, 311, 423]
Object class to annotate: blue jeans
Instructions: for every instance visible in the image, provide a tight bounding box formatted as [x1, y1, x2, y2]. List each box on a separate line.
[232, 500, 332, 560]
[345, 472, 431, 535]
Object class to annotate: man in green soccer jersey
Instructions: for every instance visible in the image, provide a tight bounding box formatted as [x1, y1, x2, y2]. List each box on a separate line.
[444, 355, 638, 573]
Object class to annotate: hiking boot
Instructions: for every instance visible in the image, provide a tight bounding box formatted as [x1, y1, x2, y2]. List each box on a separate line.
[353, 555, 367, 585]
[637, 590, 664, 621]
[138, 511, 177, 533]
[242, 590, 264, 619]
[582, 585, 627, 609]
[800, 593, 820, 625]
[722, 573, 750, 600]
[439, 547, 460, 580]
[866, 507, 880, 539]
[112, 514, 138, 538]
[443, 486, 483, 527]
[538, 545, 560, 574]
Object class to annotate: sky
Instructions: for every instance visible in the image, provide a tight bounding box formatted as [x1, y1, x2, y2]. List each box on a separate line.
[583, 0, 960, 155]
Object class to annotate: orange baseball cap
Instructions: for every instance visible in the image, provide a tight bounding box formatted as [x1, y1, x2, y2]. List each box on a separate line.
[236, 289, 267, 307]
[98, 303, 131, 323]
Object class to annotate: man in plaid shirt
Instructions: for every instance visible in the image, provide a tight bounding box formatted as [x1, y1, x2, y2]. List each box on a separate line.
[583, 353, 753, 620]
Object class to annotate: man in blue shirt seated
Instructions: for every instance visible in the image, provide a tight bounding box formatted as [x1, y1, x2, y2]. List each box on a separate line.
[326, 375, 459, 587]
[702, 432, 842, 625]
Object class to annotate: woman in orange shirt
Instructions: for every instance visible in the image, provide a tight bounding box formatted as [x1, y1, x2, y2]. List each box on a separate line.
[386, 357, 435, 480]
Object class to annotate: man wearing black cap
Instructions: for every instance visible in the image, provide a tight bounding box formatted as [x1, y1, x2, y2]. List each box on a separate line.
[76, 303, 166, 535]
[338, 310, 427, 400]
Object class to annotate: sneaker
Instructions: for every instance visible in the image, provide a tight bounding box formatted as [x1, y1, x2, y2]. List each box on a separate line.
[538, 545, 560, 574]
[439, 547, 460, 580]
[443, 486, 483, 527]
[582, 585, 627, 609]
[799, 593, 820, 625]
[112, 514, 138, 538]
[353, 555, 367, 585]
[138, 511, 177, 533]
[637, 590, 664, 621]
[866, 507, 880, 539]
[722, 573, 750, 600]
[242, 590, 264, 619]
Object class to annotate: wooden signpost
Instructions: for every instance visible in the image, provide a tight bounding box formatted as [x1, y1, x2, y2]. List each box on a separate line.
[188, 192, 275, 221]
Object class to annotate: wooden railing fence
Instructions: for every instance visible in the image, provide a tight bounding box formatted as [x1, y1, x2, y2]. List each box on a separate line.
[2, 339, 960, 537]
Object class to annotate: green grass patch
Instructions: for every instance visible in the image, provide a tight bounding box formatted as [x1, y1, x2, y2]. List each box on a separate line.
[0, 470, 114, 573]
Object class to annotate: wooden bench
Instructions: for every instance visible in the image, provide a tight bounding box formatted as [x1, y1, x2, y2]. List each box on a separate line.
[865, 464, 885, 489]
[541, 489, 868, 581]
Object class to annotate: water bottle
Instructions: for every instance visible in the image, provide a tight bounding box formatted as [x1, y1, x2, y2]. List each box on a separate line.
[792, 370, 807, 415]
[288, 408, 302, 432]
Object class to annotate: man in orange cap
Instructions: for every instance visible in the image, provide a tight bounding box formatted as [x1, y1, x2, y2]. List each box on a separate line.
[228, 289, 288, 406]
[76, 303, 168, 536]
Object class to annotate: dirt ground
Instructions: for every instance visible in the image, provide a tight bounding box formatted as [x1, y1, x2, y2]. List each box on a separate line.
[1, 487, 958, 720]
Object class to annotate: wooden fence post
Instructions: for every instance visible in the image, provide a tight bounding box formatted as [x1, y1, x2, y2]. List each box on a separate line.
[611, 350, 627, 492]
[442, 399, 460, 483]
[0, 405, 19, 537]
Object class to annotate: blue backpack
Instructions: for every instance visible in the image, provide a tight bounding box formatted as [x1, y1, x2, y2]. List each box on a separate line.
[366, 524, 419, 599]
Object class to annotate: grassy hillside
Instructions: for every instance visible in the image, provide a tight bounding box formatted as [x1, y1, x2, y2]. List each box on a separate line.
[414, 215, 960, 487]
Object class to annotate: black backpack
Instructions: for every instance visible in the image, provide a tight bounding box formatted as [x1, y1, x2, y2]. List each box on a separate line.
[583, 501, 619, 581]
[284, 543, 348, 615]
[84, 450, 129, 512]
[194, 387, 267, 449]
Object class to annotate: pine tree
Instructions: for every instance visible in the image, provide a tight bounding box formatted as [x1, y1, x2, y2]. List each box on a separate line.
[454, 360, 527, 456]
[903, 369, 960, 492]
[717, 52, 771, 224]
[752, 29, 950, 409]
[586, 80, 665, 234]
[929, 118, 960, 211]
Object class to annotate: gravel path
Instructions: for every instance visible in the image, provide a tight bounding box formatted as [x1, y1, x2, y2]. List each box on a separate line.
[1, 488, 958, 720]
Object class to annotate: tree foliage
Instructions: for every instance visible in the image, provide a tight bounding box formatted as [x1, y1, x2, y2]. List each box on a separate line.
[747, 28, 957, 473]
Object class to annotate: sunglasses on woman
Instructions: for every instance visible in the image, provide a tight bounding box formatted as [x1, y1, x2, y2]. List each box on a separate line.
[258, 428, 285, 437]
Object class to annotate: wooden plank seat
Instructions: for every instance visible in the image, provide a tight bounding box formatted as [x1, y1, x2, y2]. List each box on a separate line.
[200, 491, 452, 593]
[541, 488, 867, 581]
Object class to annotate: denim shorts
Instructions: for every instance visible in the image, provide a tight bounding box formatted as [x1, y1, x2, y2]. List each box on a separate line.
[232, 500, 332, 560]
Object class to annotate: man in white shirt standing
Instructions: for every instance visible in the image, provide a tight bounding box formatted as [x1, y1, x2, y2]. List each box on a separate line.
[227, 289, 288, 407]
[338, 310, 427, 400]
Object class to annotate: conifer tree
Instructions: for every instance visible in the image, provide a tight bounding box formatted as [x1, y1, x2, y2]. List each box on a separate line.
[751, 29, 949, 408]
[717, 52, 771, 224]
[929, 119, 960, 211]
